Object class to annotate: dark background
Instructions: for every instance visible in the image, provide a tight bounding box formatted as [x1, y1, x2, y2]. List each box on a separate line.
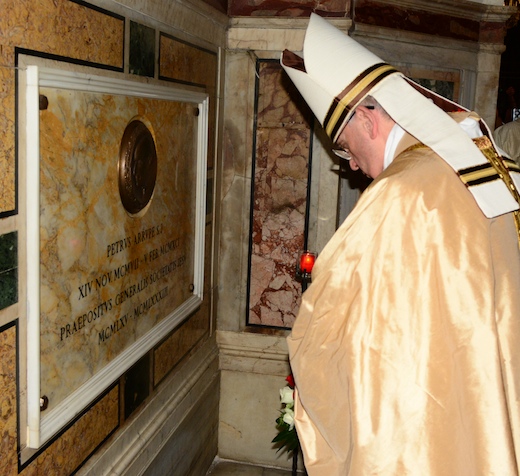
[497, 20, 520, 125]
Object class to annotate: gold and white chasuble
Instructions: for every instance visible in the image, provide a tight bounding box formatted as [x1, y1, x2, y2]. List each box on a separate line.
[288, 137, 520, 475]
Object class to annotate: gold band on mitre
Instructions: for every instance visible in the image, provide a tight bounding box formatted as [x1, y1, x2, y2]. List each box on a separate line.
[324, 63, 399, 140]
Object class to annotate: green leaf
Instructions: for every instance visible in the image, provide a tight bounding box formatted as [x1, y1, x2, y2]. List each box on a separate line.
[272, 425, 299, 455]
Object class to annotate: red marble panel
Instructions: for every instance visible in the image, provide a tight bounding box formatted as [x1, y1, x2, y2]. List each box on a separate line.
[248, 61, 312, 329]
[479, 21, 509, 44]
[228, 0, 350, 18]
[354, 0, 480, 42]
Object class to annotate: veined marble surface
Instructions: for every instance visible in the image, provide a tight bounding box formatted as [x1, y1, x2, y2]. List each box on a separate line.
[39, 87, 198, 411]
[0, 324, 17, 475]
[247, 61, 312, 329]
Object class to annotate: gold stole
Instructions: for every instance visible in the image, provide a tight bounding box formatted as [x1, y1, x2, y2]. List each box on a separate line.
[471, 136, 520, 247]
[402, 136, 520, 246]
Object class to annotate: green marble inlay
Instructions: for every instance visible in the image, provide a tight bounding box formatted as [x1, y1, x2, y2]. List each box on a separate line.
[129, 21, 155, 78]
[206, 177, 213, 216]
[0, 231, 17, 310]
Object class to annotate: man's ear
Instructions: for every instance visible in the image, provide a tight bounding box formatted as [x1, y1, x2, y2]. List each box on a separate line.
[358, 106, 378, 139]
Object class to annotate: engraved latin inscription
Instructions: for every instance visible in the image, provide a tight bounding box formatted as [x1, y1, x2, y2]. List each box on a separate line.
[61, 224, 186, 344]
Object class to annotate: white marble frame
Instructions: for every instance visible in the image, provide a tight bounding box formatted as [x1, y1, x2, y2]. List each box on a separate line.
[22, 65, 209, 449]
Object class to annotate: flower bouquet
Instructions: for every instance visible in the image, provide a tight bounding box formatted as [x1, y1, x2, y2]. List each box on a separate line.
[272, 374, 300, 473]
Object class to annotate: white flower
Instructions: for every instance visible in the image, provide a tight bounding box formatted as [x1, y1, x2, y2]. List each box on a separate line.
[282, 407, 295, 430]
[280, 386, 294, 407]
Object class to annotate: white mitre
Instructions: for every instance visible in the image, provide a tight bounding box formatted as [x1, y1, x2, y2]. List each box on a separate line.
[281, 13, 520, 218]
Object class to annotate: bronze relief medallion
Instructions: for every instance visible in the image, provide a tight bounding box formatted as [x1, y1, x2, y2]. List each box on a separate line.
[118, 119, 158, 215]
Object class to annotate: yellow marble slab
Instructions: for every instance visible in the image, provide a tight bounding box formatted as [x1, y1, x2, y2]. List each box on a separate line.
[0, 46, 16, 214]
[0, 324, 17, 476]
[153, 226, 212, 385]
[0, 0, 123, 68]
[39, 87, 199, 412]
[23, 386, 119, 475]
[159, 34, 217, 87]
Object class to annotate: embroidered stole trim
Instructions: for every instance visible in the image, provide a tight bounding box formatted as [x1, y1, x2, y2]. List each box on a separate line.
[401, 137, 520, 246]
[466, 136, 520, 246]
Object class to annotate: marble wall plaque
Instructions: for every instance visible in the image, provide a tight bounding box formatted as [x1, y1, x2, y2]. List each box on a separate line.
[22, 66, 208, 446]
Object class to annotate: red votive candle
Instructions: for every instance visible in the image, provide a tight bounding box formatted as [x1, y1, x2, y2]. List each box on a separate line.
[300, 252, 316, 274]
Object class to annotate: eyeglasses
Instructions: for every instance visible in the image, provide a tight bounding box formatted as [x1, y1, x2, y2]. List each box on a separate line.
[331, 105, 375, 160]
[332, 146, 353, 160]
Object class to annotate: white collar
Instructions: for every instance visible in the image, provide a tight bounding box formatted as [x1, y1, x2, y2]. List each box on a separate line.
[383, 123, 406, 170]
[458, 116, 483, 140]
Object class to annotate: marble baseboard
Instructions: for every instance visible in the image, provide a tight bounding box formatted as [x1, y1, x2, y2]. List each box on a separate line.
[217, 330, 290, 376]
[217, 330, 295, 470]
[77, 338, 219, 476]
[143, 377, 219, 475]
[219, 369, 299, 470]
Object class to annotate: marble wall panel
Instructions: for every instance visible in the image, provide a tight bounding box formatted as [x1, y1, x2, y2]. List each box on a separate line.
[154, 305, 208, 384]
[0, 232, 17, 310]
[159, 34, 217, 88]
[0, 322, 120, 476]
[227, 0, 350, 17]
[0, 47, 16, 215]
[0, 323, 18, 476]
[22, 386, 119, 475]
[38, 88, 199, 411]
[130, 22, 156, 77]
[0, 0, 124, 68]
[0, 0, 124, 215]
[159, 34, 218, 168]
[153, 224, 212, 385]
[0, 0, 221, 474]
[142, 377, 219, 475]
[247, 61, 312, 329]
[354, 1, 480, 41]
[218, 49, 257, 332]
[219, 369, 296, 469]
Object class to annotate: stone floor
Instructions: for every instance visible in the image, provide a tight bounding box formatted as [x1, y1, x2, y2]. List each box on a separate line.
[205, 460, 293, 475]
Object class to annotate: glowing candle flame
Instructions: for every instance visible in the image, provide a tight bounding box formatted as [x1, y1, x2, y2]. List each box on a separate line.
[300, 252, 316, 274]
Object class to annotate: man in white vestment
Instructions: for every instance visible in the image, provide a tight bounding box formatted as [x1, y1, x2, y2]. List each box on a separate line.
[281, 14, 520, 475]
